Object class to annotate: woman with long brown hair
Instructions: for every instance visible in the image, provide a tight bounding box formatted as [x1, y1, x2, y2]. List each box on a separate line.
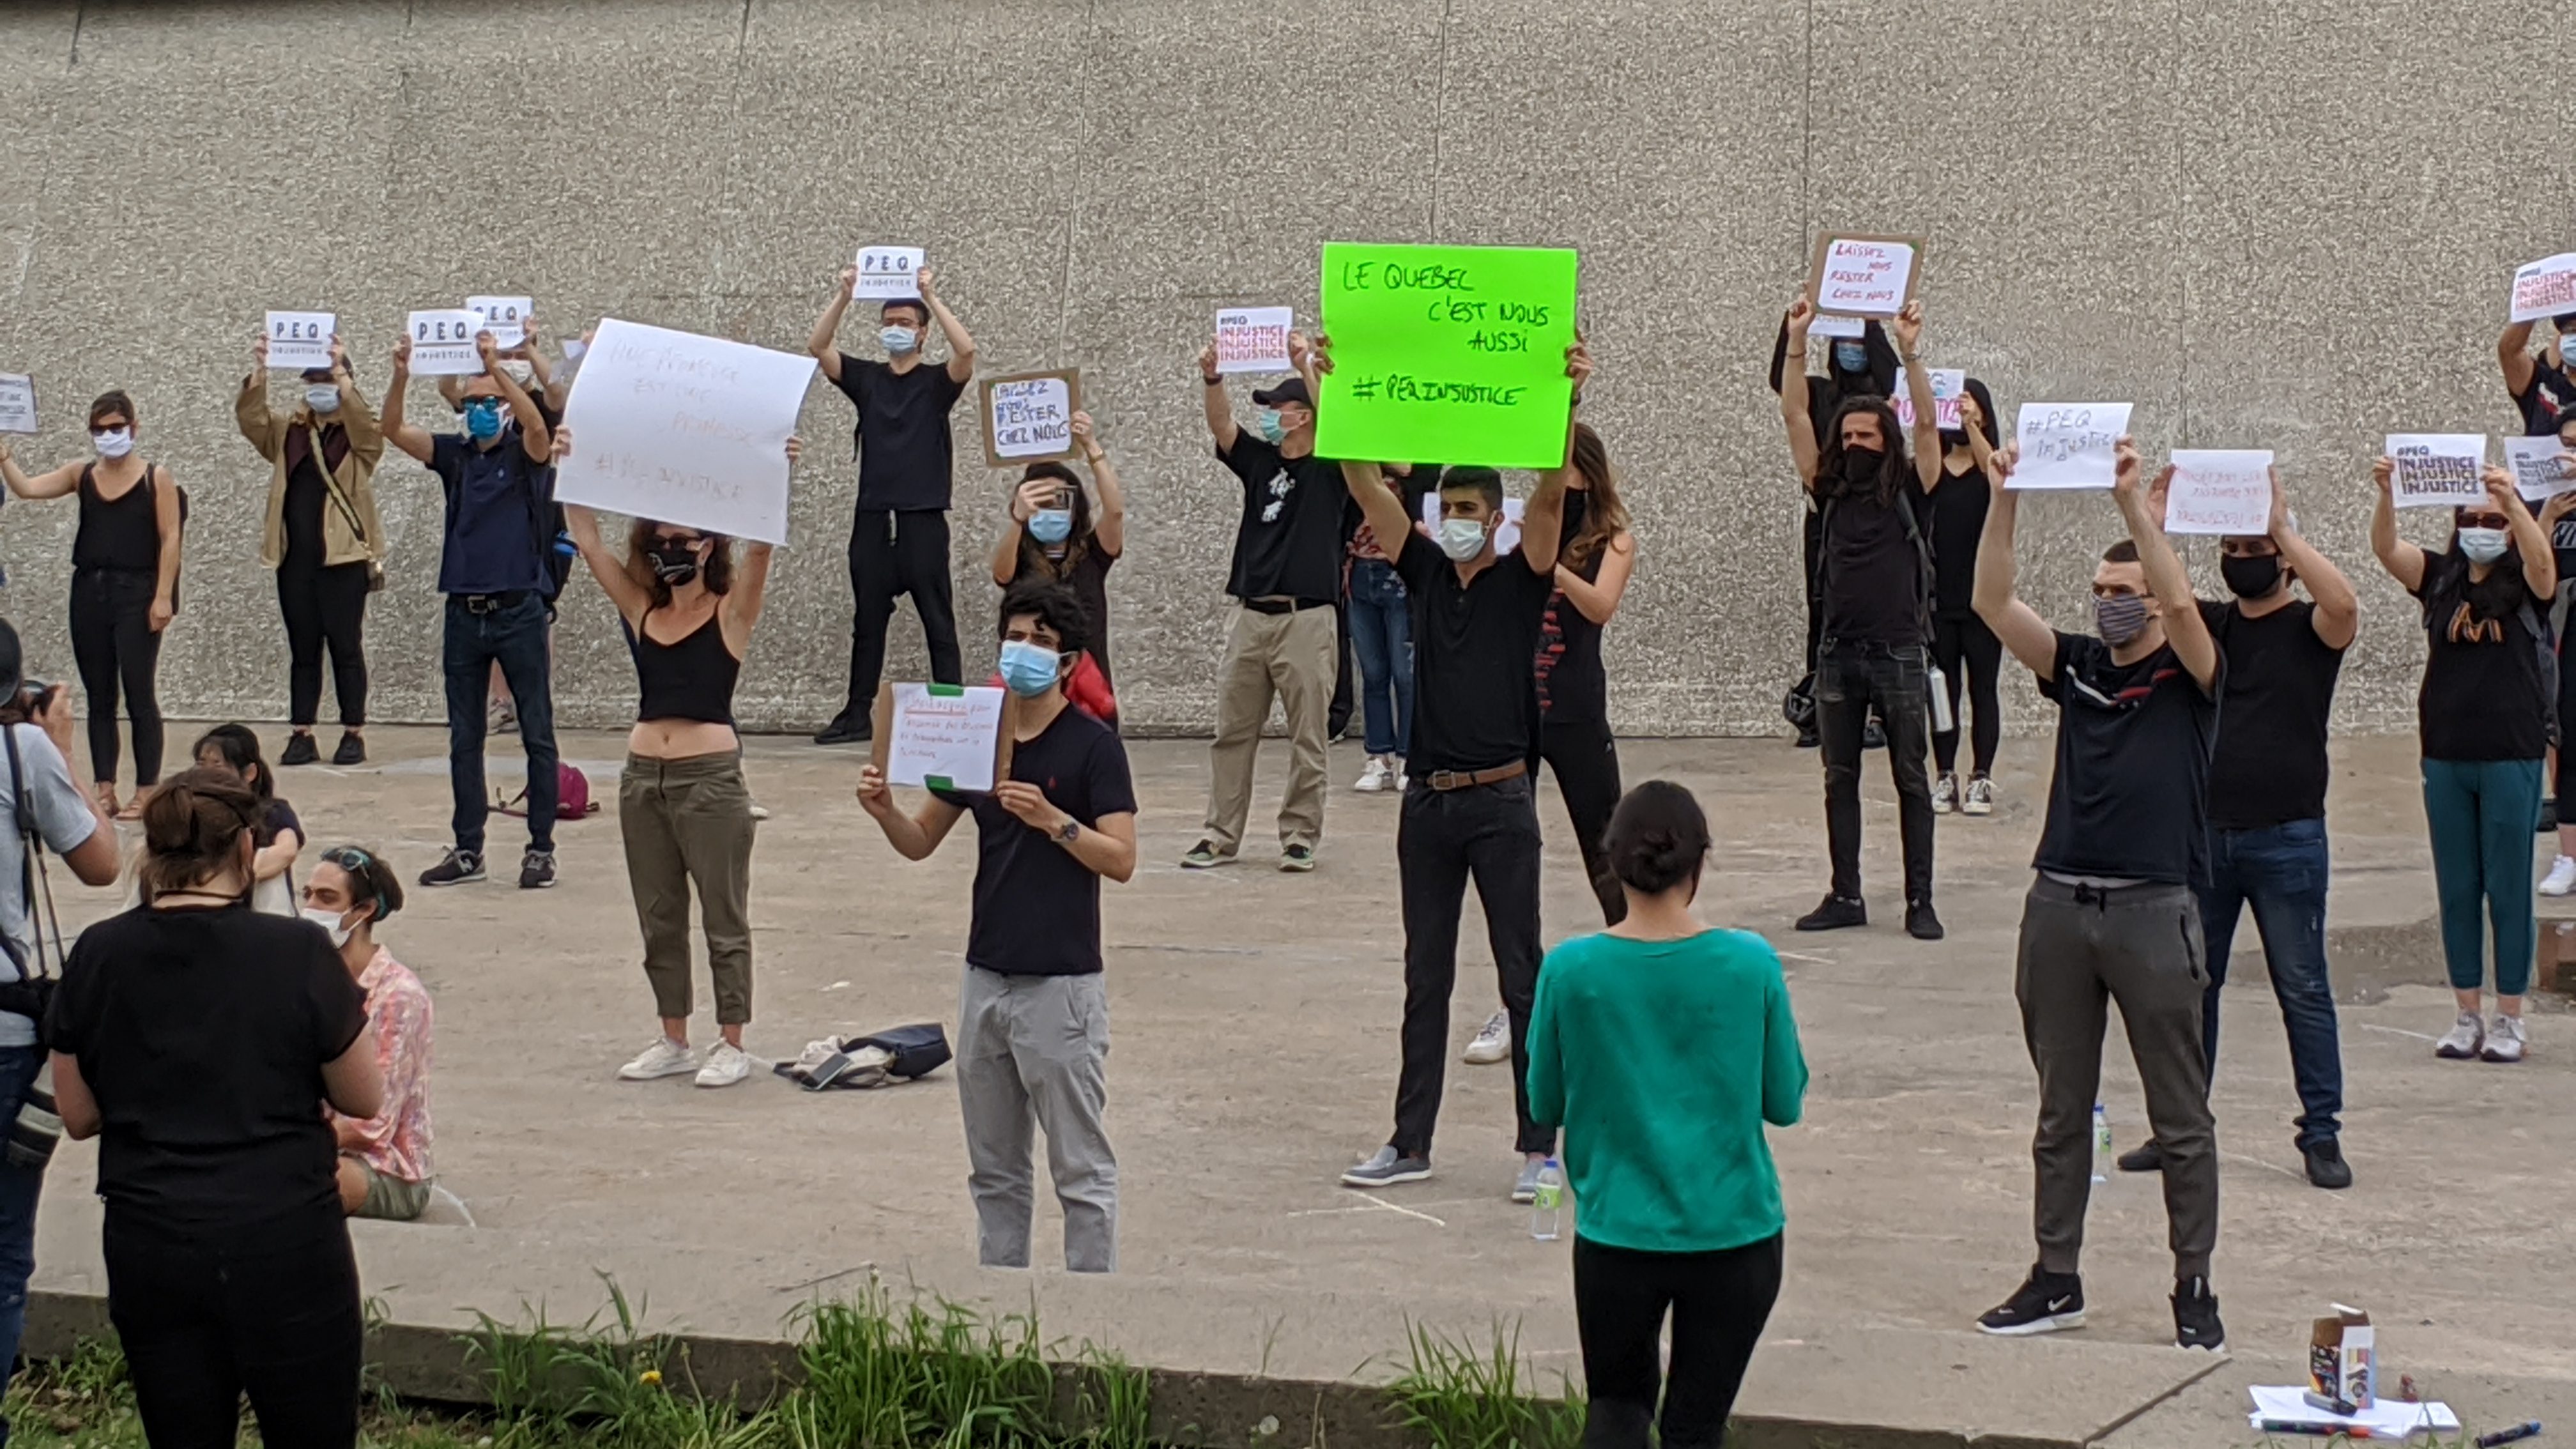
[556, 429, 793, 1089]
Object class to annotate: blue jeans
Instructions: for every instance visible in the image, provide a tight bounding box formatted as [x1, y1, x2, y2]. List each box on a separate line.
[0, 1043, 48, 1446]
[2195, 818, 2342, 1149]
[1346, 560, 1413, 759]
[2421, 757, 2545, 997]
[443, 594, 558, 855]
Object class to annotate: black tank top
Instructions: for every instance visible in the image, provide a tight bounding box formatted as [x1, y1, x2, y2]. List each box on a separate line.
[1537, 487, 1610, 725]
[625, 609, 739, 725]
[73, 464, 162, 572]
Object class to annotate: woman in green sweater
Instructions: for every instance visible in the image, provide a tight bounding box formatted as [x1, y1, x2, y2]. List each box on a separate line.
[1527, 779, 1808, 1449]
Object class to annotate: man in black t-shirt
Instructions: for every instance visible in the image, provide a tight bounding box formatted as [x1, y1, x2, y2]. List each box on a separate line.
[2497, 314, 2576, 436]
[1969, 436, 2228, 1354]
[1771, 312, 1897, 746]
[809, 264, 979, 745]
[857, 579, 1137, 1273]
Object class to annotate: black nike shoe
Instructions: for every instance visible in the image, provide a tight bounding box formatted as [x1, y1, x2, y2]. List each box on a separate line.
[1976, 1266, 2086, 1337]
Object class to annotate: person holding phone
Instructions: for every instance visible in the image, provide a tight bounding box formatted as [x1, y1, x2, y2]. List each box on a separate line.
[992, 412, 1125, 692]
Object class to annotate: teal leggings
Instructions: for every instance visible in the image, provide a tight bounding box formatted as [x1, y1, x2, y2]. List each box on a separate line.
[2421, 757, 2544, 997]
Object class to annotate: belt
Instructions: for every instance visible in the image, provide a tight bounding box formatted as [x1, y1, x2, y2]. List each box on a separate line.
[456, 591, 530, 613]
[1240, 597, 1333, 615]
[1421, 760, 1529, 792]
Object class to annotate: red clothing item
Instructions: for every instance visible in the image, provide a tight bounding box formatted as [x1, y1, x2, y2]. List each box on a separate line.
[986, 656, 1118, 731]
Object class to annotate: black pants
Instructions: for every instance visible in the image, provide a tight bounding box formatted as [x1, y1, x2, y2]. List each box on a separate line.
[840, 509, 962, 720]
[278, 560, 371, 728]
[1542, 717, 1626, 926]
[103, 1209, 364, 1449]
[1800, 509, 1823, 676]
[68, 566, 163, 790]
[1929, 613, 2002, 776]
[2556, 641, 2576, 806]
[1328, 597, 1356, 739]
[1816, 640, 1935, 902]
[1393, 775, 1551, 1158]
[1574, 1232, 1784, 1449]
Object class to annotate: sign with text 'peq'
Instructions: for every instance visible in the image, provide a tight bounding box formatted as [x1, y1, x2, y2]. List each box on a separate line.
[1315, 242, 1578, 470]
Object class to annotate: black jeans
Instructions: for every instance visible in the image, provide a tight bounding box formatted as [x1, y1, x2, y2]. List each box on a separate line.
[1929, 613, 2002, 776]
[1815, 640, 1935, 902]
[277, 560, 371, 728]
[104, 1208, 363, 1449]
[1541, 717, 1625, 926]
[841, 508, 961, 721]
[68, 566, 163, 790]
[1392, 775, 1551, 1158]
[1574, 1232, 1783, 1449]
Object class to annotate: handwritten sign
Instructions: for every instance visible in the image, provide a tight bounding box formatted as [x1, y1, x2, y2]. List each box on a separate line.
[871, 682, 1015, 793]
[407, 309, 486, 376]
[1215, 307, 1295, 375]
[854, 246, 926, 301]
[0, 374, 33, 435]
[981, 369, 1080, 468]
[2385, 433, 2488, 510]
[2511, 254, 2576, 324]
[1891, 366, 1966, 432]
[1809, 314, 1864, 340]
[2163, 450, 2274, 535]
[1809, 234, 1921, 319]
[264, 311, 335, 371]
[466, 295, 533, 349]
[2008, 403, 2134, 491]
[556, 317, 818, 544]
[1315, 241, 1579, 470]
[2504, 434, 2575, 501]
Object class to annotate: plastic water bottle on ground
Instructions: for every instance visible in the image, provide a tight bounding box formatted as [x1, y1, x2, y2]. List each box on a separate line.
[1529, 1159, 1565, 1241]
[2092, 1104, 2112, 1184]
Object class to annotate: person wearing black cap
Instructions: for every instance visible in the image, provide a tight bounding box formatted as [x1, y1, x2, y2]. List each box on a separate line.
[1179, 334, 1344, 873]
[236, 331, 387, 769]
[1771, 311, 1898, 749]
[807, 263, 979, 746]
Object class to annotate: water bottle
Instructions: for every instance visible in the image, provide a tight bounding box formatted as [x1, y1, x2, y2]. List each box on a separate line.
[1529, 1159, 1565, 1241]
[2092, 1104, 2113, 1184]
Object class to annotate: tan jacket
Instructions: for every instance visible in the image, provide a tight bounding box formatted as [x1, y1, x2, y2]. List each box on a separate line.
[234, 374, 388, 570]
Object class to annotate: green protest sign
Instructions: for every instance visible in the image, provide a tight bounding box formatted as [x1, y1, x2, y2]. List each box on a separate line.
[1314, 242, 1579, 470]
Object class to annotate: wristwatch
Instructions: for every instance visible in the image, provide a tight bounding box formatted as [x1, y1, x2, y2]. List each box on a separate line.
[1055, 818, 1082, 845]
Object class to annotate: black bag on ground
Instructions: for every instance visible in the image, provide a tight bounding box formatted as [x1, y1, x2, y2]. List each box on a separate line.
[772, 1023, 952, 1091]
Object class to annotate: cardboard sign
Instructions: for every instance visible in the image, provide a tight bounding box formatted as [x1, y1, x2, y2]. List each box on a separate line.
[2385, 433, 2488, 509]
[854, 245, 926, 301]
[466, 295, 533, 350]
[556, 318, 817, 545]
[1214, 307, 1295, 374]
[1890, 366, 1966, 432]
[1417, 494, 1528, 556]
[0, 374, 33, 435]
[1314, 241, 1579, 470]
[981, 369, 1080, 468]
[407, 310, 485, 376]
[2503, 434, 2575, 501]
[1809, 234, 1921, 319]
[264, 311, 335, 371]
[2163, 450, 2274, 535]
[2008, 403, 2134, 490]
[871, 682, 1018, 793]
[2511, 254, 2576, 324]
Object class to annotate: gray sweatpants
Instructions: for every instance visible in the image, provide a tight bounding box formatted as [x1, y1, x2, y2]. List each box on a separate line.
[956, 966, 1117, 1273]
[2015, 875, 2218, 1282]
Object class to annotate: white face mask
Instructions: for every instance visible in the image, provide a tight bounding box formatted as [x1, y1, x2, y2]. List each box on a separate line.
[304, 385, 341, 414]
[300, 906, 355, 949]
[92, 427, 134, 459]
[2458, 526, 2511, 565]
[1436, 516, 1489, 562]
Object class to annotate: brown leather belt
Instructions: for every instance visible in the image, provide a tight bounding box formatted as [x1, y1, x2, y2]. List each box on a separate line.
[1422, 760, 1528, 792]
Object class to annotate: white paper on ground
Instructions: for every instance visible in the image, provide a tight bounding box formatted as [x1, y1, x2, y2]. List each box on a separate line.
[2247, 1386, 2458, 1436]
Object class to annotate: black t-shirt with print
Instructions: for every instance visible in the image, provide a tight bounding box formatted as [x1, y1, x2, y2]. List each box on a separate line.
[2197, 598, 2345, 830]
[1397, 530, 1554, 775]
[1215, 434, 1344, 605]
[932, 707, 1138, 977]
[832, 356, 967, 512]
[2411, 550, 2550, 762]
[2031, 632, 2223, 887]
[2511, 359, 2576, 436]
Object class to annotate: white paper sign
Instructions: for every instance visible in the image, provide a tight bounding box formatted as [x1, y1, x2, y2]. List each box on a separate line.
[1418, 494, 1528, 555]
[2503, 434, 2574, 501]
[2163, 449, 2274, 535]
[2008, 403, 2134, 491]
[1809, 314, 1864, 340]
[1214, 307, 1295, 374]
[2511, 254, 2576, 324]
[0, 374, 34, 435]
[1891, 367, 1966, 431]
[406, 309, 486, 376]
[854, 246, 926, 300]
[556, 317, 819, 545]
[466, 295, 533, 350]
[1814, 237, 1917, 318]
[885, 684, 1007, 791]
[2385, 433, 2488, 510]
[988, 374, 1074, 462]
[264, 311, 335, 371]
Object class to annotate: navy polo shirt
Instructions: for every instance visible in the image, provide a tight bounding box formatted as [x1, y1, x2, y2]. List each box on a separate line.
[431, 431, 553, 596]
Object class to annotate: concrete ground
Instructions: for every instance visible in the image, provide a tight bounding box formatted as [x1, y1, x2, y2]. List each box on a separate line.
[23, 724, 2575, 1442]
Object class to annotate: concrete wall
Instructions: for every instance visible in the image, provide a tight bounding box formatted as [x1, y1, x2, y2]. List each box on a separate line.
[0, 0, 2563, 737]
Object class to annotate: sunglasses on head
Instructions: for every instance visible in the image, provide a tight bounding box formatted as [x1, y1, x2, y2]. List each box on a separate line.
[2458, 512, 2510, 530]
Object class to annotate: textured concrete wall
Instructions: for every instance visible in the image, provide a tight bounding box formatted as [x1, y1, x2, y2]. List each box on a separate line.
[0, 0, 2563, 737]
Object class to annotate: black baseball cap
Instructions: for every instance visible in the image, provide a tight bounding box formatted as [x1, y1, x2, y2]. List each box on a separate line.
[300, 366, 337, 383]
[1251, 376, 1312, 408]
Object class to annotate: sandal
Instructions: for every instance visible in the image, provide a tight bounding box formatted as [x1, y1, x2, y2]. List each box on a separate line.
[116, 784, 154, 822]
[93, 784, 120, 818]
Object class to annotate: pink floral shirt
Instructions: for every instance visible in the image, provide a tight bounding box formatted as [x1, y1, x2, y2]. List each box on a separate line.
[329, 948, 433, 1184]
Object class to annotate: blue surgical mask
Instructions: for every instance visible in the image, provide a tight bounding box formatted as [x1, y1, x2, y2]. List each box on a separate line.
[1256, 409, 1287, 445]
[997, 638, 1062, 697]
[463, 397, 504, 441]
[2459, 527, 2511, 565]
[304, 385, 341, 414]
[880, 325, 919, 355]
[1437, 517, 1489, 562]
[2095, 592, 2151, 647]
[1029, 509, 1074, 544]
[1832, 339, 1870, 374]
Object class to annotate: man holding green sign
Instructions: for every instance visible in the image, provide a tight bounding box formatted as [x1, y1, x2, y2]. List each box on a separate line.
[1316, 243, 1579, 470]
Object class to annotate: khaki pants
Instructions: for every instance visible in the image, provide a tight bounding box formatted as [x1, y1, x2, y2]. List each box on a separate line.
[1202, 603, 1338, 855]
[619, 751, 756, 1025]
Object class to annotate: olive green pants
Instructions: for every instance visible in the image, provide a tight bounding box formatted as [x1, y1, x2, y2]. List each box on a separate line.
[620, 751, 756, 1025]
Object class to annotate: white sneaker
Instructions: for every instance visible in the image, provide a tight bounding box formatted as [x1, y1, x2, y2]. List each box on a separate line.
[2434, 1011, 2485, 1061]
[694, 1041, 754, 1087]
[2481, 1015, 2527, 1064]
[1931, 772, 1958, 814]
[1354, 756, 1394, 793]
[618, 1036, 698, 1081]
[1463, 1011, 1512, 1065]
[2543, 855, 2576, 896]
[1962, 775, 1995, 816]
[1393, 760, 1408, 791]
[749, 801, 772, 822]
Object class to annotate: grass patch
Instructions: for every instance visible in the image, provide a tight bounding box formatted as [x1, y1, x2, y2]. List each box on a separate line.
[1381, 1319, 1584, 1449]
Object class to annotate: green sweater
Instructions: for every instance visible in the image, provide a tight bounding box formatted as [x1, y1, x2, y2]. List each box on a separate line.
[1526, 928, 1807, 1254]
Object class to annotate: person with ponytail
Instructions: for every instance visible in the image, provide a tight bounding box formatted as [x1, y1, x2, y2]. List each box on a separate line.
[45, 767, 381, 1446]
[192, 724, 303, 917]
[1526, 780, 1807, 1449]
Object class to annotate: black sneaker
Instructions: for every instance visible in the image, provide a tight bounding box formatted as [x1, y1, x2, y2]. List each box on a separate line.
[2118, 1138, 2164, 1173]
[1280, 845, 1317, 873]
[1905, 900, 1945, 940]
[1976, 1266, 2085, 1336]
[813, 716, 871, 746]
[279, 732, 319, 767]
[2303, 1138, 2353, 1190]
[332, 731, 366, 767]
[2172, 1276, 2225, 1351]
[1795, 894, 1867, 931]
[420, 848, 486, 887]
[2543, 797, 2560, 834]
[519, 850, 558, 890]
[1794, 723, 1820, 749]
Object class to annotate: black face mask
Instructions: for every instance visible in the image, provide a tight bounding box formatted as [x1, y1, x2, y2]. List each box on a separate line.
[1838, 447, 1885, 488]
[2220, 553, 2283, 600]
[648, 540, 703, 587]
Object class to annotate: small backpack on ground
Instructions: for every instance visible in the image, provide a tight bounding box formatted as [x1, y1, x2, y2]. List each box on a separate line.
[773, 1023, 953, 1091]
[496, 763, 596, 821]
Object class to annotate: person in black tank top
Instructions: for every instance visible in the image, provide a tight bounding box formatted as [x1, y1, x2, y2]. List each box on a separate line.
[0, 390, 183, 816]
[556, 428, 791, 1090]
[1533, 424, 1637, 932]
